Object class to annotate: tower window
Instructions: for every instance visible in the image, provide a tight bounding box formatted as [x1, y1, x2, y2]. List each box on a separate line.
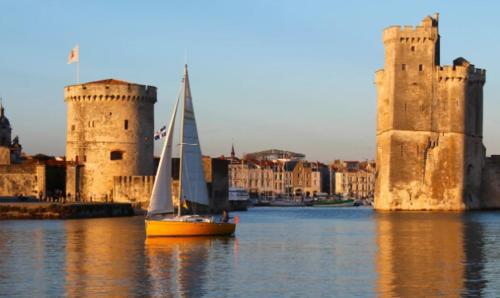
[110, 150, 124, 160]
[71, 125, 75, 131]
[402, 64, 406, 71]
[411, 46, 415, 51]
[419, 64, 424, 71]
[124, 120, 129, 130]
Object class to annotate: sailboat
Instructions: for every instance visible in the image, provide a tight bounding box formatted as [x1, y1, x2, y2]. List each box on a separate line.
[145, 64, 237, 237]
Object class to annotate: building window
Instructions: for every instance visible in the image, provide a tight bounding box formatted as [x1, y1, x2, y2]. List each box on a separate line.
[402, 64, 406, 71]
[71, 125, 75, 131]
[411, 46, 415, 52]
[419, 64, 424, 71]
[124, 120, 129, 130]
[110, 150, 124, 160]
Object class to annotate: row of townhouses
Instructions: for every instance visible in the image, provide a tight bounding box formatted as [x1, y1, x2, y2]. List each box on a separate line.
[226, 148, 376, 199]
[331, 160, 376, 199]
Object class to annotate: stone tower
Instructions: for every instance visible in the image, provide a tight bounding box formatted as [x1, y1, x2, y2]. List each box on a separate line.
[375, 15, 486, 210]
[64, 79, 156, 201]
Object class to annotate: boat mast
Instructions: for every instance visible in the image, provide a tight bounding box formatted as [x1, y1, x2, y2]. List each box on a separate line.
[177, 65, 188, 217]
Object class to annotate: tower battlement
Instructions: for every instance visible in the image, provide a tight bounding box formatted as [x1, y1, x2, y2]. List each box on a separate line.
[64, 79, 157, 103]
[382, 15, 439, 44]
[437, 65, 485, 84]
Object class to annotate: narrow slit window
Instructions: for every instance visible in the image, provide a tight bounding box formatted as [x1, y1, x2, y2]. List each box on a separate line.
[419, 64, 424, 71]
[402, 64, 406, 71]
[124, 120, 129, 130]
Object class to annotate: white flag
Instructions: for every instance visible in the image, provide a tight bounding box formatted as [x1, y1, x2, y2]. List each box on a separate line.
[68, 45, 79, 64]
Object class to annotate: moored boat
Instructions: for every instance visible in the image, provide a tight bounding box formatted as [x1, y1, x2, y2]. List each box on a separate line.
[145, 65, 237, 237]
[228, 187, 249, 211]
[313, 199, 355, 207]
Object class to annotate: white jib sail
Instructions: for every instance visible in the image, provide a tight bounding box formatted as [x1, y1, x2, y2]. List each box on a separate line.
[179, 64, 210, 206]
[147, 92, 181, 216]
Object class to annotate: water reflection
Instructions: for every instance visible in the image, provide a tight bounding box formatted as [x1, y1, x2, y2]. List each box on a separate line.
[64, 218, 147, 297]
[1, 209, 497, 297]
[0, 222, 67, 297]
[463, 218, 486, 297]
[375, 212, 486, 297]
[145, 237, 233, 297]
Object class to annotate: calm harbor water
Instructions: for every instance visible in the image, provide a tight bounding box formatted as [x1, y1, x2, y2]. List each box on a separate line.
[1, 207, 500, 297]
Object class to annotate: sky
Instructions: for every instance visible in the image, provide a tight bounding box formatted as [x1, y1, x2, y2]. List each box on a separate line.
[0, 0, 499, 162]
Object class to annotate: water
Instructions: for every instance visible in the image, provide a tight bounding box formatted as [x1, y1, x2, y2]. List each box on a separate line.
[1, 207, 500, 297]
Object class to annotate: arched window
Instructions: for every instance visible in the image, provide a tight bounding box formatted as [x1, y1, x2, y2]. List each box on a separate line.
[110, 150, 124, 160]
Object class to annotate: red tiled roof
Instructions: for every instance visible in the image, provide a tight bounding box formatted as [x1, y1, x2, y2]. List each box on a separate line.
[84, 79, 134, 85]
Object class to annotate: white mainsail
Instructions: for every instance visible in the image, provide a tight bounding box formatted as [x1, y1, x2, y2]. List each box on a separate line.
[179, 64, 210, 206]
[147, 92, 181, 216]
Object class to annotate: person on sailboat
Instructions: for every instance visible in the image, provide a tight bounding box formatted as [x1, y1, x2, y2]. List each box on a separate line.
[221, 209, 230, 223]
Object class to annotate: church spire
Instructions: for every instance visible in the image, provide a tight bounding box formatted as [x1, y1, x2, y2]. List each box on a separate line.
[231, 143, 235, 159]
[0, 97, 4, 118]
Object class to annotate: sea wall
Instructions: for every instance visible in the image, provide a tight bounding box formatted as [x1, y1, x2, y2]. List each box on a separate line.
[0, 202, 134, 219]
[480, 156, 500, 208]
[0, 163, 43, 197]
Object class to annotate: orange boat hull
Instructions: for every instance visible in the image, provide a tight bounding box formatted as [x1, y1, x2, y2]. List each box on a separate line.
[145, 219, 236, 237]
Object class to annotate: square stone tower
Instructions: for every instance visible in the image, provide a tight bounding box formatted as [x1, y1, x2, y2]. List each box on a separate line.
[375, 15, 486, 210]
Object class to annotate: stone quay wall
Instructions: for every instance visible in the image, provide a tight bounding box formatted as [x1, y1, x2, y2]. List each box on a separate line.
[480, 156, 500, 208]
[0, 163, 45, 197]
[112, 157, 229, 213]
[0, 202, 134, 219]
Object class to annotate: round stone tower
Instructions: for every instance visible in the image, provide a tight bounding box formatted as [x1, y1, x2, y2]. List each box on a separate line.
[64, 79, 156, 201]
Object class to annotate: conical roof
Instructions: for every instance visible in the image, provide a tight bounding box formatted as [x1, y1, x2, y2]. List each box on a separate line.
[0, 101, 11, 128]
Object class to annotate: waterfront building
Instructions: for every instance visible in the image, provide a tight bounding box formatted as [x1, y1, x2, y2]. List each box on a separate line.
[333, 161, 375, 199]
[375, 14, 487, 210]
[228, 148, 327, 198]
[0, 100, 67, 199]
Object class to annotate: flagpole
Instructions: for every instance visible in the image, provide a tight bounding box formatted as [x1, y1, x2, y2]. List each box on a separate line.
[76, 44, 80, 84]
